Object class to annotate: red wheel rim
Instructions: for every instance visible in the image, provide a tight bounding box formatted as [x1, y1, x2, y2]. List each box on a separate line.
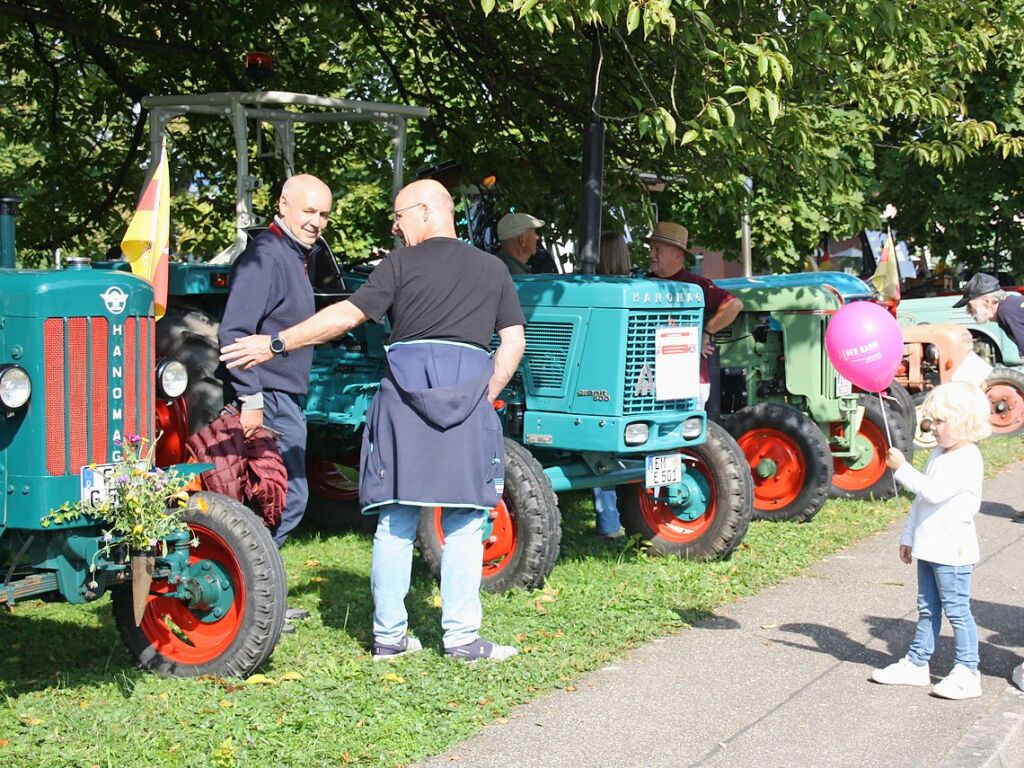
[987, 384, 1024, 433]
[830, 418, 888, 492]
[634, 453, 717, 544]
[137, 524, 245, 664]
[307, 457, 359, 501]
[432, 500, 517, 578]
[736, 427, 805, 510]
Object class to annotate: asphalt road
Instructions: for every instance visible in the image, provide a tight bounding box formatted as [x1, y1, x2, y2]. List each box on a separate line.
[418, 462, 1024, 768]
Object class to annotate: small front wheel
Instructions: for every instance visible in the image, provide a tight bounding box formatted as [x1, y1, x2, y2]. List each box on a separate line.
[112, 492, 287, 678]
[984, 367, 1024, 436]
[619, 421, 753, 559]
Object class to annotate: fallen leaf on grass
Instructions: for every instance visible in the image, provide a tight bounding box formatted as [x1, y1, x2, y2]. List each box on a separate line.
[0, 738, 9, 747]
[515, 632, 528, 642]
[761, 623, 778, 630]
[533, 601, 548, 614]
[278, 671, 304, 682]
[382, 672, 405, 684]
[78, 700, 90, 709]
[309, 576, 326, 584]
[432, 595, 442, 608]
[565, 685, 577, 692]
[20, 717, 43, 727]
[246, 674, 276, 686]
[219, 700, 233, 709]
[304, 559, 321, 568]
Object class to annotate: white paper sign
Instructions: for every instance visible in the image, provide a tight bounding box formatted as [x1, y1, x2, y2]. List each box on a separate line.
[655, 326, 701, 401]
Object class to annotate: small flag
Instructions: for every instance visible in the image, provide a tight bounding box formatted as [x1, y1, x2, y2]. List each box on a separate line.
[121, 143, 170, 319]
[817, 233, 833, 271]
[870, 228, 901, 303]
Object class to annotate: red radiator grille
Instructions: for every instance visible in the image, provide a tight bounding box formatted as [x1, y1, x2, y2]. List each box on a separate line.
[43, 316, 154, 476]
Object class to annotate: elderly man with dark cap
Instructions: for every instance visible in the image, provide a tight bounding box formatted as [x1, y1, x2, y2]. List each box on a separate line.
[955, 273, 1024, 356]
[496, 212, 546, 275]
[645, 221, 743, 418]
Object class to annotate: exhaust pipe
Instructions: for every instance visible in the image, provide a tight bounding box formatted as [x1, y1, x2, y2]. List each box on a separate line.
[0, 194, 20, 270]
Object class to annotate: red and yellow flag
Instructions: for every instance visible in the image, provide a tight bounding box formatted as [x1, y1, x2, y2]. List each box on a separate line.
[870, 228, 901, 304]
[120, 144, 170, 319]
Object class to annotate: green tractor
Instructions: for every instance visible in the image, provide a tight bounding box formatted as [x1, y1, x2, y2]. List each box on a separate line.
[132, 88, 754, 592]
[0, 195, 287, 678]
[713, 272, 914, 522]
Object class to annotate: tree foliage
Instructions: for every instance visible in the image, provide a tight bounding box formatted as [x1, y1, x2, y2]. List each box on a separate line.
[2, 1, 1024, 274]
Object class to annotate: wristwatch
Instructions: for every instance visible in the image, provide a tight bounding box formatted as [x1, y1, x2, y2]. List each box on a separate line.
[269, 334, 287, 355]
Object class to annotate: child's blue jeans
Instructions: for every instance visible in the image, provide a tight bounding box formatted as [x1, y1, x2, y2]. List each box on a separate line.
[907, 559, 979, 670]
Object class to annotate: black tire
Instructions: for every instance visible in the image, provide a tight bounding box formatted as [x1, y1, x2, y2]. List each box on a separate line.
[883, 380, 917, 450]
[112, 492, 287, 678]
[724, 403, 832, 523]
[983, 367, 1024, 436]
[156, 305, 225, 433]
[829, 393, 912, 500]
[417, 439, 560, 593]
[618, 421, 753, 559]
[302, 454, 374, 533]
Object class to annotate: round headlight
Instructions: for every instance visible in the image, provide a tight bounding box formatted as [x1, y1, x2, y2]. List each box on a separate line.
[156, 359, 189, 399]
[0, 366, 31, 409]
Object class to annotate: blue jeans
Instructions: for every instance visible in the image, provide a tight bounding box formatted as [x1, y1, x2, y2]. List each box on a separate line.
[907, 559, 979, 671]
[371, 503, 483, 648]
[263, 391, 308, 548]
[592, 487, 621, 536]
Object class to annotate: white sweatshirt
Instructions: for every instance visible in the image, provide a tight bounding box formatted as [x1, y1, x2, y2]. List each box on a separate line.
[894, 444, 983, 566]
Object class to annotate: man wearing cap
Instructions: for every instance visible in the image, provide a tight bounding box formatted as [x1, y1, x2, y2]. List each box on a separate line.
[645, 221, 743, 418]
[955, 272, 1024, 356]
[496, 212, 546, 275]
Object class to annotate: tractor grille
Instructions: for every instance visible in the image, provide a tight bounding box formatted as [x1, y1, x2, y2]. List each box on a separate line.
[523, 321, 575, 392]
[623, 309, 702, 414]
[43, 316, 154, 476]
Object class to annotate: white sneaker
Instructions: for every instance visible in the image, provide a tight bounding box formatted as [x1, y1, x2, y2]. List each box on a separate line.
[932, 664, 982, 700]
[871, 656, 931, 686]
[1010, 662, 1023, 692]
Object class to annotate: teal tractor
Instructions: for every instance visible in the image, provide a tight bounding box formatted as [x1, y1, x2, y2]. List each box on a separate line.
[135, 89, 754, 592]
[712, 272, 915, 523]
[0, 196, 287, 678]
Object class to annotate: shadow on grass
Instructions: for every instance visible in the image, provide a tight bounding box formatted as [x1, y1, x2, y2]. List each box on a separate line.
[0, 601, 144, 698]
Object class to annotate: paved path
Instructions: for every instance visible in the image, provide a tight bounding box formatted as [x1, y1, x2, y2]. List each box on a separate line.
[419, 463, 1024, 768]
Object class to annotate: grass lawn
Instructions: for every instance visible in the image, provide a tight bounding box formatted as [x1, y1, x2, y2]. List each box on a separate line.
[2, 437, 1023, 767]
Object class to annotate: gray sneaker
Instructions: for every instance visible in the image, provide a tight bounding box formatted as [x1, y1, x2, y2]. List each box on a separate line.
[444, 637, 518, 662]
[372, 635, 423, 662]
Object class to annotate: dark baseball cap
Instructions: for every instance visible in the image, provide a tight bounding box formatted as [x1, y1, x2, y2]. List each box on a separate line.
[953, 272, 1000, 308]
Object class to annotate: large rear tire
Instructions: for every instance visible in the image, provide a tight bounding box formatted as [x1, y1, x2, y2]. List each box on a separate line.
[829, 393, 911, 500]
[983, 367, 1024, 436]
[112, 492, 287, 678]
[619, 421, 753, 559]
[883, 380, 917, 450]
[417, 439, 560, 593]
[724, 403, 832, 523]
[156, 306, 225, 433]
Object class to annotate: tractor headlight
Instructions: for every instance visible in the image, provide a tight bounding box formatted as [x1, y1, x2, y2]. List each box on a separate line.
[0, 365, 31, 409]
[682, 416, 703, 440]
[624, 422, 649, 446]
[155, 358, 189, 399]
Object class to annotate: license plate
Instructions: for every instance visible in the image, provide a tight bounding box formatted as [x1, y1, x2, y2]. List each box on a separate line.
[835, 373, 852, 397]
[645, 452, 682, 488]
[81, 463, 118, 506]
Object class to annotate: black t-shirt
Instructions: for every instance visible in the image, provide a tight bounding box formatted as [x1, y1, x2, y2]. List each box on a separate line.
[348, 237, 526, 349]
[997, 293, 1024, 356]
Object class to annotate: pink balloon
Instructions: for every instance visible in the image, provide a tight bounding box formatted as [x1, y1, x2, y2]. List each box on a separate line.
[825, 301, 903, 392]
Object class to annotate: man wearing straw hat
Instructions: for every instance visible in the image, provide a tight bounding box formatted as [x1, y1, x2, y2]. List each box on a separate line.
[645, 221, 743, 419]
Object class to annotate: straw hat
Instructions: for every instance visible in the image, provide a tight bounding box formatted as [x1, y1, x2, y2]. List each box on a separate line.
[643, 221, 691, 254]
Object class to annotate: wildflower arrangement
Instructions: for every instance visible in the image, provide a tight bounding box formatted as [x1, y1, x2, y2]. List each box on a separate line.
[42, 434, 192, 555]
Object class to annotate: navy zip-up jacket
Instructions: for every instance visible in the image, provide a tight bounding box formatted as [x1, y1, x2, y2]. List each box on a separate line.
[219, 222, 316, 399]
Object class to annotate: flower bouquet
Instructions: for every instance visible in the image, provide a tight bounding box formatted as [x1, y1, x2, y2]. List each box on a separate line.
[42, 434, 193, 623]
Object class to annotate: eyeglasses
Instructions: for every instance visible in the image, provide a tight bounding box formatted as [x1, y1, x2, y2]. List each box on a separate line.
[392, 201, 425, 222]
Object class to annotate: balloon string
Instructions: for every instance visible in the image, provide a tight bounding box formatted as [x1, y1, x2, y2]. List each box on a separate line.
[878, 391, 898, 497]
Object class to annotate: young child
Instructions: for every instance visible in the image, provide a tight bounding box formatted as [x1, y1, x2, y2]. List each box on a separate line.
[871, 381, 991, 700]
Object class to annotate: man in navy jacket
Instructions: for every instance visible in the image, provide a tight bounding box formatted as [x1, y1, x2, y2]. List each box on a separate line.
[219, 173, 332, 629]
